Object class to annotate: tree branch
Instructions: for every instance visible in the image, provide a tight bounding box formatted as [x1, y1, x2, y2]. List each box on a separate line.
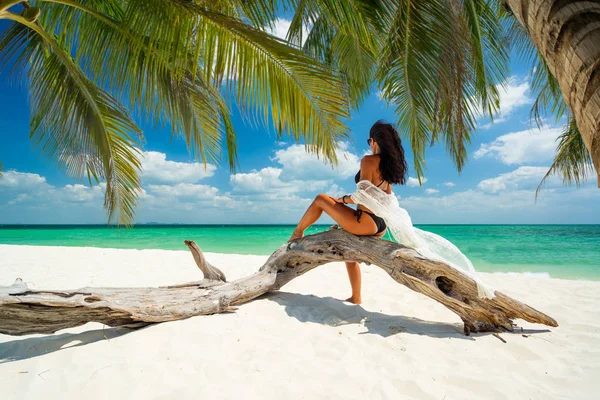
[0, 230, 557, 336]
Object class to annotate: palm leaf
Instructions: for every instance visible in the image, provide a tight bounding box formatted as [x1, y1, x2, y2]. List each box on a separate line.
[193, 6, 351, 160]
[3, 11, 143, 225]
[462, 0, 503, 117]
[536, 117, 594, 197]
[377, 0, 448, 179]
[36, 0, 350, 163]
[287, 0, 385, 108]
[378, 0, 506, 179]
[529, 54, 567, 128]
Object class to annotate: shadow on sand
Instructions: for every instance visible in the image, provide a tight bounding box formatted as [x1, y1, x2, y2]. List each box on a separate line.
[265, 291, 469, 339]
[265, 291, 551, 340]
[0, 327, 134, 364]
[0, 291, 551, 363]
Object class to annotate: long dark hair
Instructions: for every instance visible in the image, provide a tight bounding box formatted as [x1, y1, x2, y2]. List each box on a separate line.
[369, 120, 408, 185]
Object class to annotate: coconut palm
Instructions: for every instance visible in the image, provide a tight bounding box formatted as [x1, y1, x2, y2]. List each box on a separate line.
[285, 0, 509, 179]
[501, 2, 596, 193]
[0, 0, 350, 224]
[502, 0, 600, 187]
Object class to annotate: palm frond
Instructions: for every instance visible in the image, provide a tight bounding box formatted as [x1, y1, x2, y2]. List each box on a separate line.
[430, 1, 478, 172]
[3, 11, 143, 225]
[529, 54, 567, 128]
[193, 7, 350, 160]
[378, 0, 507, 179]
[501, 5, 567, 129]
[0, 21, 37, 82]
[287, 0, 385, 108]
[377, 0, 449, 178]
[462, 0, 503, 117]
[35, 0, 349, 163]
[536, 117, 594, 197]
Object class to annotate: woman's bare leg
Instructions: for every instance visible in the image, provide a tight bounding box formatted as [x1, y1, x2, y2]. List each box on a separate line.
[288, 193, 382, 302]
[288, 194, 377, 242]
[345, 261, 362, 304]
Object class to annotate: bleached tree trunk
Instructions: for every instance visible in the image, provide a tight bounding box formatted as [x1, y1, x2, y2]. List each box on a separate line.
[0, 230, 557, 336]
[504, 0, 600, 186]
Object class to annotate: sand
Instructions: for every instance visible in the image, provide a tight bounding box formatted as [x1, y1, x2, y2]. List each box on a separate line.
[1, 244, 599, 399]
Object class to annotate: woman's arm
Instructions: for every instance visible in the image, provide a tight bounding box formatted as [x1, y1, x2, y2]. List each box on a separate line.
[335, 157, 376, 204]
[334, 195, 354, 204]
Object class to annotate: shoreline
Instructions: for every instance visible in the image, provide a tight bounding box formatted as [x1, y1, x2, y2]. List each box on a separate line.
[1, 244, 598, 283]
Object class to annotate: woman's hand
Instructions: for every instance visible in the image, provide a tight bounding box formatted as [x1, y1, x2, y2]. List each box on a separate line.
[333, 195, 353, 204]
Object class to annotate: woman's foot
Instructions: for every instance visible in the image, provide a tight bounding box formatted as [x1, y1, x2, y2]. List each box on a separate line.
[287, 229, 304, 242]
[345, 296, 362, 305]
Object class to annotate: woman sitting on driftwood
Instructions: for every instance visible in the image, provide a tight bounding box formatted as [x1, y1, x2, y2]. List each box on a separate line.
[288, 120, 408, 304]
[288, 120, 494, 304]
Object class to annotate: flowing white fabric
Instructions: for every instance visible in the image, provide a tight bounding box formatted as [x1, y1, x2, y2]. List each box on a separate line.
[351, 180, 494, 298]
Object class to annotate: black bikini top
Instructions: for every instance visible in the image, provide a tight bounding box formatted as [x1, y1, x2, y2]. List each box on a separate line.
[356, 155, 388, 188]
[355, 170, 387, 188]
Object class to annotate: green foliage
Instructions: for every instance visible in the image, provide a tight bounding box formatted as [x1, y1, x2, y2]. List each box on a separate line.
[287, 0, 507, 178]
[0, 0, 350, 224]
[504, 10, 593, 192]
[4, 0, 581, 224]
[536, 118, 594, 197]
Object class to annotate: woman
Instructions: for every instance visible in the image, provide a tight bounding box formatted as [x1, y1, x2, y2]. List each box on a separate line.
[288, 120, 408, 304]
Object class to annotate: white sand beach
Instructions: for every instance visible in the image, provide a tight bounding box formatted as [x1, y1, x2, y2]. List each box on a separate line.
[1, 244, 599, 399]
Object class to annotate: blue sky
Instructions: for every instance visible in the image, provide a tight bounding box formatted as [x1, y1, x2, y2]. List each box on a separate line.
[1, 19, 599, 225]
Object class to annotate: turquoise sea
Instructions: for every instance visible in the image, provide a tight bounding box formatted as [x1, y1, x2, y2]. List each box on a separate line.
[0, 224, 599, 280]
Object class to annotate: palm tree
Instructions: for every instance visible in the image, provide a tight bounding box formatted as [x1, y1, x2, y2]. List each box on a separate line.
[502, 0, 600, 187]
[0, 0, 350, 224]
[289, 0, 596, 191]
[505, 12, 595, 194]
[285, 0, 509, 179]
[4, 0, 568, 226]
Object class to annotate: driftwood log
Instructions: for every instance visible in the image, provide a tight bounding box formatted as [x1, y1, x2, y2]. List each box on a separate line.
[0, 230, 557, 336]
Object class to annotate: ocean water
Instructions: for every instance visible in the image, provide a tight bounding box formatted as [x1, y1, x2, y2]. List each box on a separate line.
[0, 224, 599, 280]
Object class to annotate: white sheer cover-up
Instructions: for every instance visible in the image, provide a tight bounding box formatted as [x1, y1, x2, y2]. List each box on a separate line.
[350, 180, 495, 298]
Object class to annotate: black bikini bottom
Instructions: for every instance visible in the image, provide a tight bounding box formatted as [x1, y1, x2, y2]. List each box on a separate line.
[354, 209, 387, 234]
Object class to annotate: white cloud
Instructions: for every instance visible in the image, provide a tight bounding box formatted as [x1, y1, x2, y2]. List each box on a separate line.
[268, 18, 291, 40]
[443, 182, 455, 187]
[476, 166, 560, 193]
[477, 77, 532, 129]
[480, 116, 508, 130]
[7, 194, 30, 206]
[496, 78, 532, 117]
[147, 183, 219, 200]
[0, 170, 49, 190]
[2, 162, 599, 224]
[230, 167, 329, 194]
[230, 167, 286, 193]
[406, 177, 427, 187]
[474, 125, 562, 165]
[60, 184, 104, 203]
[326, 184, 345, 198]
[400, 169, 600, 224]
[0, 170, 106, 209]
[267, 18, 308, 46]
[141, 151, 216, 184]
[272, 143, 360, 180]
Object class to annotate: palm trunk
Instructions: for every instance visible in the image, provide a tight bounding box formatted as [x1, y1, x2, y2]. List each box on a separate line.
[505, 0, 600, 186]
